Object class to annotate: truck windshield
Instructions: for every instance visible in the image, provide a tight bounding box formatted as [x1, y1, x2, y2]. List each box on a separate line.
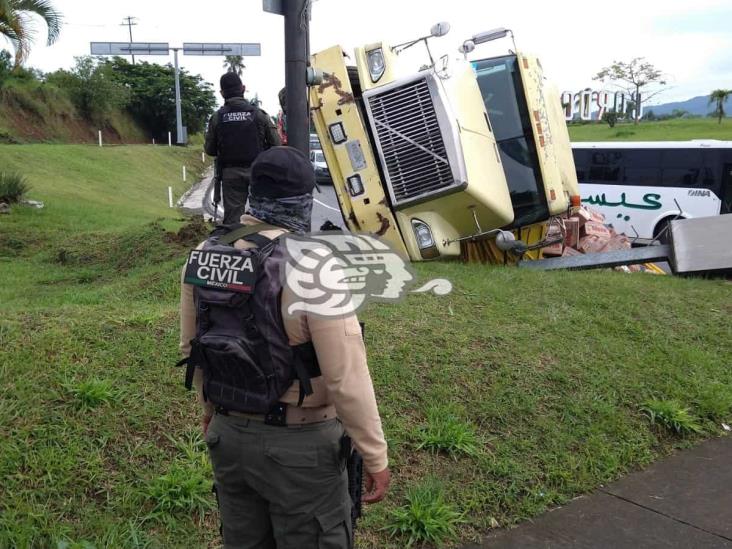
[473, 55, 549, 227]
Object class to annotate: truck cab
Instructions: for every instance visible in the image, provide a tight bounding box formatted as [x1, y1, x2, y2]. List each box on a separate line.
[309, 27, 578, 262]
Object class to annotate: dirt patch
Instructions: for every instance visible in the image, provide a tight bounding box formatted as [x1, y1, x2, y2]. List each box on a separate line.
[165, 217, 211, 247]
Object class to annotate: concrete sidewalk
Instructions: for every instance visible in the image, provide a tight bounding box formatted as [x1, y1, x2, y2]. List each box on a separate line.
[179, 167, 213, 217]
[468, 436, 732, 548]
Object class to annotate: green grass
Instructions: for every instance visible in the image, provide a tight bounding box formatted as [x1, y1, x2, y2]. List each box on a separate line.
[1, 144, 731, 548]
[640, 400, 703, 435]
[414, 405, 482, 458]
[568, 117, 732, 141]
[385, 480, 464, 548]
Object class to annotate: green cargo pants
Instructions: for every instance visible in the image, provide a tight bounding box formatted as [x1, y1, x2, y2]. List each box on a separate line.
[206, 412, 353, 549]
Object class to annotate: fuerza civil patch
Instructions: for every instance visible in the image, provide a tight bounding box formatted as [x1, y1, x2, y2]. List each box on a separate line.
[184, 249, 256, 293]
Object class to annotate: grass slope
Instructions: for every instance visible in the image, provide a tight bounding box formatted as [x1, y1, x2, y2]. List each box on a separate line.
[1, 145, 731, 549]
[0, 83, 147, 144]
[568, 117, 732, 141]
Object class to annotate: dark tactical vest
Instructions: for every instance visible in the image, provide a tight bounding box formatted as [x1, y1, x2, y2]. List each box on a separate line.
[216, 102, 262, 168]
[178, 224, 320, 414]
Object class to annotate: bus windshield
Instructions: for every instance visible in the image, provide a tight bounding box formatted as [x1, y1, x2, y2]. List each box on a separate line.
[473, 55, 549, 227]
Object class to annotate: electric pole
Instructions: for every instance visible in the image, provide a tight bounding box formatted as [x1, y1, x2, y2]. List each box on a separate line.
[121, 16, 138, 64]
[283, 0, 310, 155]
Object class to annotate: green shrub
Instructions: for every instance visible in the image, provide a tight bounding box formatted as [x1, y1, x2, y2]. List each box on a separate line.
[415, 405, 481, 457]
[386, 480, 464, 548]
[0, 171, 30, 203]
[143, 462, 213, 523]
[65, 378, 118, 409]
[640, 399, 703, 435]
[695, 384, 732, 421]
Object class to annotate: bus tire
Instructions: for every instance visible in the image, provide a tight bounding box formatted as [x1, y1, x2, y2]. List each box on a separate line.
[653, 217, 680, 245]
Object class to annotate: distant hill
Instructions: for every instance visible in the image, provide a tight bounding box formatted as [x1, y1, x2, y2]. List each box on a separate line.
[645, 94, 731, 118]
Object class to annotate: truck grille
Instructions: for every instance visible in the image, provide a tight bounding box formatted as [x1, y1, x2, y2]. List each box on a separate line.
[366, 77, 456, 206]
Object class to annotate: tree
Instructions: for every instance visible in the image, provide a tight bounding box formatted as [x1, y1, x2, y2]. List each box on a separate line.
[223, 55, 245, 76]
[46, 56, 129, 123]
[709, 89, 731, 124]
[105, 57, 216, 141]
[593, 58, 667, 124]
[0, 0, 62, 66]
[601, 111, 618, 128]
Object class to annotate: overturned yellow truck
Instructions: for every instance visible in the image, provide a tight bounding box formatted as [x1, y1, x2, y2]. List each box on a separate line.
[309, 25, 580, 263]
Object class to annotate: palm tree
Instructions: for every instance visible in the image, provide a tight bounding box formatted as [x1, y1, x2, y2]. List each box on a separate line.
[0, 0, 62, 66]
[223, 55, 245, 76]
[709, 89, 731, 124]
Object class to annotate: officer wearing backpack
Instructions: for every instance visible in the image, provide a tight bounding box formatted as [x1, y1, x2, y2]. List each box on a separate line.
[179, 146, 390, 548]
[204, 72, 280, 225]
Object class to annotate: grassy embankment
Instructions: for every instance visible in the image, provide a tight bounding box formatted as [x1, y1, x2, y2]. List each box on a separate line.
[1, 144, 731, 549]
[0, 83, 146, 144]
[568, 117, 732, 141]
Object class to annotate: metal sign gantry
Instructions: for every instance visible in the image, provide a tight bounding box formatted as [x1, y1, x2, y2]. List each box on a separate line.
[90, 41, 261, 145]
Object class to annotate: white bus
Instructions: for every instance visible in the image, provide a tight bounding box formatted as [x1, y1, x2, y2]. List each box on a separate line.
[572, 141, 732, 241]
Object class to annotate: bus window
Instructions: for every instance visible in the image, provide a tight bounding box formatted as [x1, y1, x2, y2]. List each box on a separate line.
[573, 149, 590, 181]
[660, 149, 702, 187]
[723, 161, 732, 214]
[589, 150, 622, 183]
[622, 150, 660, 186]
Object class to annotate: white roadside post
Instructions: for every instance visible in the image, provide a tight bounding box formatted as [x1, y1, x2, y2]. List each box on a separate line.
[182, 165, 187, 181]
[168, 186, 174, 208]
[168, 132, 172, 147]
[98, 130, 102, 147]
[201, 151, 205, 163]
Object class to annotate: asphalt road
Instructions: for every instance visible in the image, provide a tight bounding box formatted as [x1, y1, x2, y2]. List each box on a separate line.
[311, 183, 344, 232]
[180, 172, 343, 231]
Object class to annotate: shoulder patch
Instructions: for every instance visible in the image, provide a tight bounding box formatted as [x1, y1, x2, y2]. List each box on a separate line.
[185, 249, 256, 293]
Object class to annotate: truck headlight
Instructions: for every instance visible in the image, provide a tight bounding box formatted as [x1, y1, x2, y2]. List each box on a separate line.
[412, 219, 435, 249]
[366, 48, 386, 83]
[412, 219, 439, 259]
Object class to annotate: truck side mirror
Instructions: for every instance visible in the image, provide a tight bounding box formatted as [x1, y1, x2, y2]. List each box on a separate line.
[430, 22, 451, 38]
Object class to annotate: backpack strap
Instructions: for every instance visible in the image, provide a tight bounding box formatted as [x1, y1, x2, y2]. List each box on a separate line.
[292, 341, 322, 406]
[218, 223, 282, 245]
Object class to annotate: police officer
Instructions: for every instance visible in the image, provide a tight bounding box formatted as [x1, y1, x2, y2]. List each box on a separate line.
[179, 146, 390, 548]
[205, 72, 280, 225]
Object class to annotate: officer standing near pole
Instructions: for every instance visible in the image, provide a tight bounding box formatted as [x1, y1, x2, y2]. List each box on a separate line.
[205, 72, 280, 225]
[179, 146, 390, 548]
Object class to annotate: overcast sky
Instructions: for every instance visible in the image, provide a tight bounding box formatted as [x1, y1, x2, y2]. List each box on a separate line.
[15, 0, 732, 117]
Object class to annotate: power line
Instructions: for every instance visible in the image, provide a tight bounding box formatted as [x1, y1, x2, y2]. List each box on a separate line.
[120, 16, 138, 64]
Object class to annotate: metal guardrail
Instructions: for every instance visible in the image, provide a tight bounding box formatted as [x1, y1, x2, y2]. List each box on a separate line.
[518, 245, 671, 271]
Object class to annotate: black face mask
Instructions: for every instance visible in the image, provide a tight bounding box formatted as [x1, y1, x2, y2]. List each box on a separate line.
[247, 193, 314, 234]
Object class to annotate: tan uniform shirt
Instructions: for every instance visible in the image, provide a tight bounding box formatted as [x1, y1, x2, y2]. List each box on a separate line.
[179, 217, 388, 473]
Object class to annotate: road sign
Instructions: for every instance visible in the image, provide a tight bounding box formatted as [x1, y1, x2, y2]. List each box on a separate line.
[183, 43, 261, 56]
[263, 0, 284, 15]
[90, 42, 169, 56]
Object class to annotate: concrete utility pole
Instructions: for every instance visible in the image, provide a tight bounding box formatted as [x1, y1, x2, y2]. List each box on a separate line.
[283, 0, 310, 155]
[172, 48, 184, 145]
[121, 16, 138, 64]
[282, 0, 311, 155]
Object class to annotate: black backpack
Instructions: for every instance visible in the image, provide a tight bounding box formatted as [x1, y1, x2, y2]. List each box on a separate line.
[177, 224, 320, 414]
